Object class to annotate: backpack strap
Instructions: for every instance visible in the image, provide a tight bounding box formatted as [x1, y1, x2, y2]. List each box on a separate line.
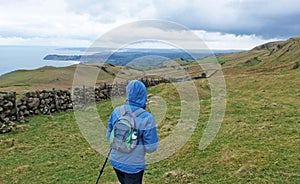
[119, 105, 145, 118]
[132, 108, 145, 118]
[120, 105, 126, 116]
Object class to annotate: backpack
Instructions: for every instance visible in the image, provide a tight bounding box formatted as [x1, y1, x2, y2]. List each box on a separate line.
[109, 105, 145, 153]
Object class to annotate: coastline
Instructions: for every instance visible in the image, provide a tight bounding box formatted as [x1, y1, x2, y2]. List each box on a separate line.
[0, 46, 83, 76]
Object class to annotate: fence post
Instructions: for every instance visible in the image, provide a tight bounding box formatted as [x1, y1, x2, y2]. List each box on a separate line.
[13, 92, 19, 121]
[83, 85, 86, 105]
[53, 88, 60, 112]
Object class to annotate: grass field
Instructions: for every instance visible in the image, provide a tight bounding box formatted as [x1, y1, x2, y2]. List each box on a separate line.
[1, 66, 299, 183]
[0, 64, 123, 93]
[0, 37, 299, 183]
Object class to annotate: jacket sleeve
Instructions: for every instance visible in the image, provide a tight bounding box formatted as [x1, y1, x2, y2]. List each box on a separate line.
[142, 114, 158, 153]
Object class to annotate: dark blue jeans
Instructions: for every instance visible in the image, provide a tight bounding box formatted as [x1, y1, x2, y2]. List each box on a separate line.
[114, 168, 144, 184]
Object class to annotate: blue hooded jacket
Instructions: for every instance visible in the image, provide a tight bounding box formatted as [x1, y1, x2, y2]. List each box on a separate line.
[106, 80, 158, 174]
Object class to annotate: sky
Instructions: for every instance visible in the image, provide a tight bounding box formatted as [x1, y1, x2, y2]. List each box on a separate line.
[0, 0, 299, 50]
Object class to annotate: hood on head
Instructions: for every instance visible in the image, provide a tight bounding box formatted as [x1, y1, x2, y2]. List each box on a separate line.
[126, 80, 147, 109]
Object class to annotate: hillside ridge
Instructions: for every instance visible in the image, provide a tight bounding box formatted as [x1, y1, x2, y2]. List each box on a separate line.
[1, 36, 299, 92]
[218, 36, 300, 72]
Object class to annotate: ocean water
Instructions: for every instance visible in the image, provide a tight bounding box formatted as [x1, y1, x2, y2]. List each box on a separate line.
[0, 46, 81, 76]
[0, 46, 239, 76]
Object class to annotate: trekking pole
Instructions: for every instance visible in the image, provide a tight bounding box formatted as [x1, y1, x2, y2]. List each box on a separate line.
[96, 148, 112, 184]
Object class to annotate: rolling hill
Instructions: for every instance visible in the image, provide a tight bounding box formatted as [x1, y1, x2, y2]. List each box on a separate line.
[0, 59, 204, 93]
[0, 64, 122, 93]
[218, 36, 300, 73]
[1, 36, 299, 94]
[0, 36, 299, 183]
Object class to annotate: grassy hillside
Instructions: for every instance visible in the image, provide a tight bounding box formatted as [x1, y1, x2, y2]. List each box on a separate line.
[0, 69, 299, 183]
[218, 36, 300, 74]
[0, 64, 122, 93]
[1, 36, 299, 93]
[0, 59, 202, 93]
[0, 36, 299, 183]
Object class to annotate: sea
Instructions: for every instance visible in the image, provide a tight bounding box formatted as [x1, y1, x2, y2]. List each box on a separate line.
[0, 45, 240, 76]
[0, 46, 82, 76]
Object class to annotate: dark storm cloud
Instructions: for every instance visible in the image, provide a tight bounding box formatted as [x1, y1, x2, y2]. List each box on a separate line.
[152, 0, 300, 39]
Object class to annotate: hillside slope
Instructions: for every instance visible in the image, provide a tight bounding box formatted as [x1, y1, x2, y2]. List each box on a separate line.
[0, 64, 122, 93]
[0, 71, 299, 183]
[1, 36, 299, 92]
[0, 37, 299, 183]
[0, 59, 203, 93]
[218, 36, 300, 73]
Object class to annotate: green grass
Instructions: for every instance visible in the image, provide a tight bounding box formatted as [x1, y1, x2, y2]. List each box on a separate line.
[218, 36, 300, 74]
[1, 68, 299, 183]
[0, 64, 122, 93]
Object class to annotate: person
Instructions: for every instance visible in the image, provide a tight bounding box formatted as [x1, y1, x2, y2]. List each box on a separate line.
[106, 80, 158, 184]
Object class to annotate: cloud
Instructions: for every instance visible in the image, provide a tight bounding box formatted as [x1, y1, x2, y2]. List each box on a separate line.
[0, 0, 298, 48]
[0, 0, 100, 39]
[87, 20, 275, 50]
[62, 0, 300, 39]
[64, 0, 155, 23]
[193, 31, 277, 50]
[151, 0, 300, 38]
[0, 35, 92, 46]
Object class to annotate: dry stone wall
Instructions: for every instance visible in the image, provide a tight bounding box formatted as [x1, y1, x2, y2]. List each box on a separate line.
[0, 92, 17, 133]
[0, 89, 73, 133]
[0, 78, 170, 133]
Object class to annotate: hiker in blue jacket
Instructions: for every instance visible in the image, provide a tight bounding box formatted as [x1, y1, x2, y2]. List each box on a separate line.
[106, 80, 158, 184]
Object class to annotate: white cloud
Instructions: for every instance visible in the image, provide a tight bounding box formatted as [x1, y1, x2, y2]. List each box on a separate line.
[87, 21, 277, 50]
[0, 0, 98, 38]
[193, 31, 278, 50]
[0, 0, 298, 48]
[65, 0, 155, 21]
[0, 35, 92, 47]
